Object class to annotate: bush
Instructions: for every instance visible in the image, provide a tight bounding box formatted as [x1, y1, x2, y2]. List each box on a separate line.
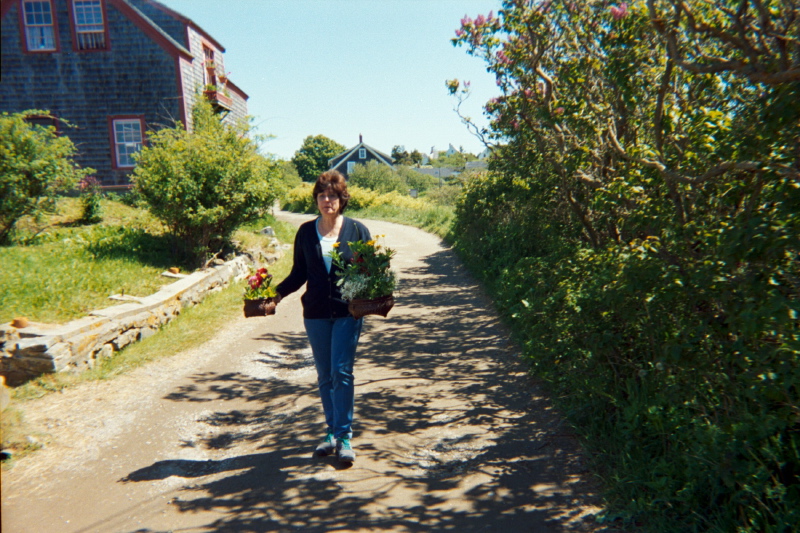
[0, 110, 91, 244]
[397, 165, 439, 194]
[452, 2, 800, 530]
[78, 176, 102, 224]
[132, 99, 282, 264]
[348, 160, 407, 194]
[281, 182, 316, 213]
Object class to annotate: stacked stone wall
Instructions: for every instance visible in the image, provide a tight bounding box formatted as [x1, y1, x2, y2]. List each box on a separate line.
[0, 256, 251, 386]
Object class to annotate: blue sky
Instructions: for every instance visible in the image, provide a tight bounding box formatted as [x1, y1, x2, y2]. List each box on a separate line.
[157, 0, 503, 160]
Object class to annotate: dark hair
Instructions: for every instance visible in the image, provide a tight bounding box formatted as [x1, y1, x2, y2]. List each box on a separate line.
[313, 170, 350, 214]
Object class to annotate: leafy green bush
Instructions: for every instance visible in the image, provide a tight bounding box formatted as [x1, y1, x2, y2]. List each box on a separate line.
[132, 100, 282, 264]
[281, 182, 316, 213]
[451, 2, 799, 530]
[78, 176, 103, 224]
[349, 160, 407, 194]
[0, 110, 91, 244]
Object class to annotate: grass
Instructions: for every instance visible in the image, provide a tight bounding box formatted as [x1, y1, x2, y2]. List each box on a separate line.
[0, 198, 179, 324]
[348, 203, 454, 240]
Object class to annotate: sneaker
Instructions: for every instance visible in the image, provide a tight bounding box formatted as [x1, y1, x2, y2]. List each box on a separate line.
[336, 438, 355, 464]
[314, 433, 336, 456]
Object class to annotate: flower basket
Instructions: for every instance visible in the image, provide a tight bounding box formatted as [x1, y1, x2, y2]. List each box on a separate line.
[243, 297, 276, 317]
[243, 267, 277, 317]
[348, 295, 395, 319]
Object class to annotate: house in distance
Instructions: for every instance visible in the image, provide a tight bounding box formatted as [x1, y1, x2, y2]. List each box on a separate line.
[329, 135, 394, 179]
[0, 0, 248, 189]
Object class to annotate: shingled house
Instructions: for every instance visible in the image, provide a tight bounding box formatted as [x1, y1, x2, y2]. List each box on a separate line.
[329, 135, 394, 179]
[0, 0, 248, 188]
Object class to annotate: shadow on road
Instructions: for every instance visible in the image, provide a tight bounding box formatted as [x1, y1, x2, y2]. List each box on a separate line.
[120, 248, 607, 532]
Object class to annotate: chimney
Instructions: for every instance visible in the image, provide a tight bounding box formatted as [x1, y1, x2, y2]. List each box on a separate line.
[359, 134, 363, 144]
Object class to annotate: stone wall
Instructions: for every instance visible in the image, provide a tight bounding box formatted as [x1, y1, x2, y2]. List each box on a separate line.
[0, 255, 252, 386]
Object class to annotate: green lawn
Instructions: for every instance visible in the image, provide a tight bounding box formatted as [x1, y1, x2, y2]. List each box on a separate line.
[0, 198, 295, 325]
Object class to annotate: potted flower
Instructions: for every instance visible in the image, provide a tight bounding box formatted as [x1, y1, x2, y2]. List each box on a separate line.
[330, 236, 397, 318]
[243, 267, 278, 317]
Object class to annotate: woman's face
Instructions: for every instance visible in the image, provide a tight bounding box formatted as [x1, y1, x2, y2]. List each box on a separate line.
[316, 190, 340, 216]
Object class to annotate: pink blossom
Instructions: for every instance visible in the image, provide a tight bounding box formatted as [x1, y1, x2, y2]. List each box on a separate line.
[475, 14, 486, 26]
[610, 2, 628, 20]
[554, 107, 565, 115]
[248, 275, 261, 289]
[496, 50, 511, 65]
[461, 15, 472, 26]
[455, 29, 465, 37]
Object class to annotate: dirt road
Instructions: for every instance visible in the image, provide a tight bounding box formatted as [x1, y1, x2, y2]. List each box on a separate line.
[2, 213, 610, 532]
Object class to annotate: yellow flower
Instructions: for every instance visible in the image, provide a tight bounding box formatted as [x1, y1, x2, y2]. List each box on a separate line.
[332, 242, 340, 248]
[367, 240, 376, 246]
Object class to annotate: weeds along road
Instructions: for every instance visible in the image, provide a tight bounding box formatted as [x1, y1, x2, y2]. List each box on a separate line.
[2, 211, 614, 533]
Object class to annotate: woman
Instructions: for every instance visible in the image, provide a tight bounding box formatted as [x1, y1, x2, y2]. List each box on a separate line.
[272, 170, 371, 464]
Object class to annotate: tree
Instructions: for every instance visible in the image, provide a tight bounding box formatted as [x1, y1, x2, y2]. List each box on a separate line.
[0, 110, 91, 244]
[132, 99, 281, 263]
[291, 135, 346, 182]
[391, 145, 408, 164]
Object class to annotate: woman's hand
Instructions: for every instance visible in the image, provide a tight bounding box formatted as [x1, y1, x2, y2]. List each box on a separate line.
[264, 293, 282, 316]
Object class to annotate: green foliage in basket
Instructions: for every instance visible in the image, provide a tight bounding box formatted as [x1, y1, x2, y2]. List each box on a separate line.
[330, 237, 396, 301]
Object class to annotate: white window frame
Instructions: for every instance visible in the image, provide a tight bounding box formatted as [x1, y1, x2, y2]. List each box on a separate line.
[347, 161, 356, 174]
[358, 148, 366, 159]
[22, 0, 57, 52]
[112, 118, 144, 168]
[72, 0, 107, 51]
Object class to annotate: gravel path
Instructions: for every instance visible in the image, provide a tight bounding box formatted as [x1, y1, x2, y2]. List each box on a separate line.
[1, 212, 611, 532]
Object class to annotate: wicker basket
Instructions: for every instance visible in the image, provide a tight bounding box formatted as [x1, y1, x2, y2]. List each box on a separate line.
[348, 295, 395, 319]
[243, 297, 276, 317]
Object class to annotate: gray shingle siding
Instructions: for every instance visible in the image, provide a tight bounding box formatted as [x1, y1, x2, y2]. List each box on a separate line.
[128, 0, 187, 46]
[0, 0, 248, 187]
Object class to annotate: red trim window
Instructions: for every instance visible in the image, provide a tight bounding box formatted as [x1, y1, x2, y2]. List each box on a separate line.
[70, 0, 109, 51]
[109, 116, 145, 169]
[20, 0, 58, 52]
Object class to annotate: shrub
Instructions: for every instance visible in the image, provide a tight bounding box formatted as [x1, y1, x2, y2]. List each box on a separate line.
[0, 110, 91, 244]
[132, 99, 282, 264]
[78, 176, 102, 224]
[349, 160, 407, 194]
[281, 182, 315, 213]
[452, 2, 800, 530]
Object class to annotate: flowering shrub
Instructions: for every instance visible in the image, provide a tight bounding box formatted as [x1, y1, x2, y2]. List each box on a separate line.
[330, 237, 396, 301]
[243, 267, 277, 300]
[450, 1, 800, 530]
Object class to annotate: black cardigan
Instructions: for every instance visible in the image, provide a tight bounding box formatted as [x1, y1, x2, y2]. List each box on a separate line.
[275, 216, 371, 319]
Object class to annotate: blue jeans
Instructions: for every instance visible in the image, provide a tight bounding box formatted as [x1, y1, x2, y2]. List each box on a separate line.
[304, 316, 363, 440]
